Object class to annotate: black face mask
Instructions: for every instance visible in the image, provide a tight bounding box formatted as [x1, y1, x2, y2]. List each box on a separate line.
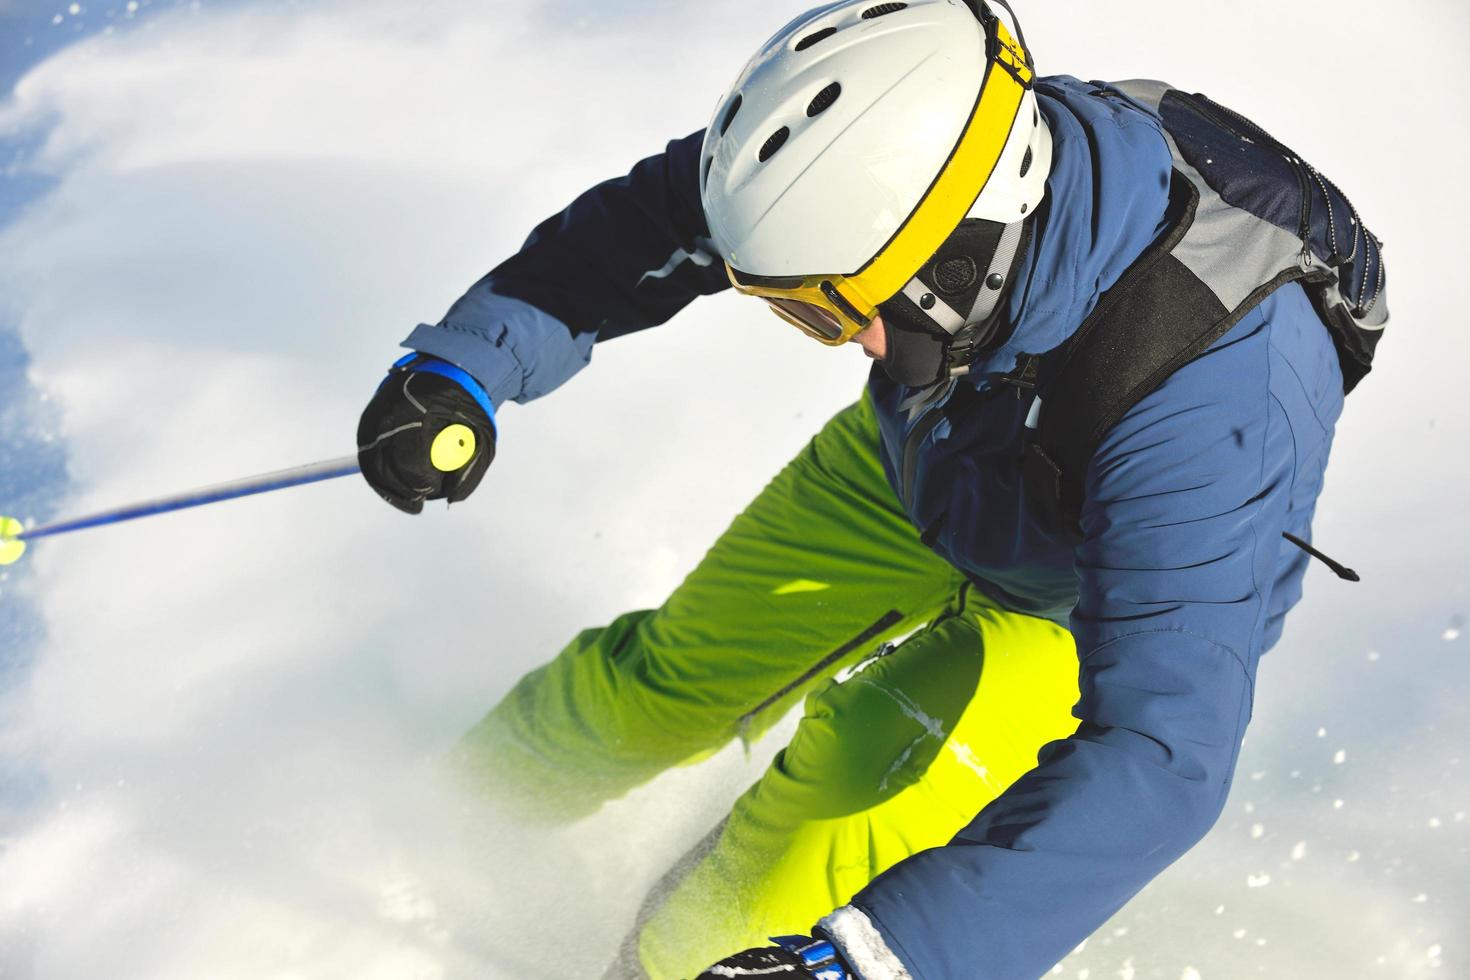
[875, 216, 1029, 387]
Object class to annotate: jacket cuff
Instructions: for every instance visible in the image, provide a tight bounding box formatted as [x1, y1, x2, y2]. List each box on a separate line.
[400, 290, 594, 409]
[818, 906, 914, 980]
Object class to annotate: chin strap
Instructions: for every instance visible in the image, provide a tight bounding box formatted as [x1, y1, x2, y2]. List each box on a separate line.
[943, 216, 1027, 375]
[897, 216, 1029, 419]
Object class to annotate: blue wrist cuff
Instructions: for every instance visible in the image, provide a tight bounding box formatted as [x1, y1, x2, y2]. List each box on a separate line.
[773, 936, 849, 980]
[389, 353, 498, 435]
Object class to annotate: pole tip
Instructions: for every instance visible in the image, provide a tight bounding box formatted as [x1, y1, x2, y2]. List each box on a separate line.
[0, 516, 26, 566]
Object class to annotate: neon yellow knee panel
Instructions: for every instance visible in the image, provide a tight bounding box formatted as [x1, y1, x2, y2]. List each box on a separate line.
[635, 591, 1080, 979]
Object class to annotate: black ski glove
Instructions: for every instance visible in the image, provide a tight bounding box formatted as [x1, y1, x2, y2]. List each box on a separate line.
[357, 355, 496, 514]
[697, 935, 851, 979]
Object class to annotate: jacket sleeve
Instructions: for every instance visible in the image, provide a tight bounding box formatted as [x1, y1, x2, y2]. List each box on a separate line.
[824, 314, 1298, 979]
[400, 129, 729, 407]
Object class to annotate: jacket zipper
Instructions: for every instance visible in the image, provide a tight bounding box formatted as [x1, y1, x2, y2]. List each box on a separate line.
[900, 407, 947, 512]
[1177, 91, 1314, 252]
[901, 354, 1041, 512]
[1282, 531, 1359, 582]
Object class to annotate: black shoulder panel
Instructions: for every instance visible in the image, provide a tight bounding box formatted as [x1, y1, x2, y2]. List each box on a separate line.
[1024, 174, 1231, 533]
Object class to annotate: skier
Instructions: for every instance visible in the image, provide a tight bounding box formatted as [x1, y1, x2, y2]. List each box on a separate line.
[355, 1, 1386, 977]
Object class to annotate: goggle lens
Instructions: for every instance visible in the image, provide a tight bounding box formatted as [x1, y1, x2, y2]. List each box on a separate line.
[764, 297, 849, 343]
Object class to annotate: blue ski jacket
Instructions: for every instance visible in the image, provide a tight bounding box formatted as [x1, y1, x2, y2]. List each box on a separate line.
[402, 76, 1344, 979]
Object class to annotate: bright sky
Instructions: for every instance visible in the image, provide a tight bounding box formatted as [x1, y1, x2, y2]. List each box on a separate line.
[0, 1, 1467, 977]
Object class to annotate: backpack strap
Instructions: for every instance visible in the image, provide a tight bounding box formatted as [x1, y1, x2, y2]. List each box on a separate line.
[1022, 171, 1237, 534]
[1022, 80, 1389, 537]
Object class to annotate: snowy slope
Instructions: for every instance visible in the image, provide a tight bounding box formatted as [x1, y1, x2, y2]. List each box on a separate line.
[0, 1, 1465, 977]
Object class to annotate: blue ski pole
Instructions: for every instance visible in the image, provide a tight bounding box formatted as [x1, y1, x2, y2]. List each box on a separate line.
[0, 424, 479, 565]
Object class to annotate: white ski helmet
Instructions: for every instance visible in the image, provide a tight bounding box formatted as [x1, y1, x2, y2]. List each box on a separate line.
[701, 0, 1050, 345]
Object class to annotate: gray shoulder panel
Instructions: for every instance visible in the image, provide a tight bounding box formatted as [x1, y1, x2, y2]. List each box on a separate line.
[1165, 132, 1309, 312]
[1108, 78, 1173, 113]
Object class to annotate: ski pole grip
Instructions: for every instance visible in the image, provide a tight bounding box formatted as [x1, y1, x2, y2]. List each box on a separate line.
[430, 424, 477, 472]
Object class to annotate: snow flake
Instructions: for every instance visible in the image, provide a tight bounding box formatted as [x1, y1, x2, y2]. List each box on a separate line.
[1347, 850, 1361, 862]
[1427, 944, 1442, 959]
[1290, 841, 1307, 861]
[1250, 823, 1264, 840]
[1246, 872, 1271, 888]
[1412, 893, 1428, 904]
[1333, 749, 1347, 764]
[1180, 968, 1203, 980]
[1117, 960, 1136, 980]
[1444, 627, 1461, 641]
[1428, 816, 1442, 829]
[1367, 650, 1381, 662]
[1232, 928, 1247, 940]
[1333, 799, 1345, 809]
[1214, 905, 1226, 915]
[1316, 727, 1327, 738]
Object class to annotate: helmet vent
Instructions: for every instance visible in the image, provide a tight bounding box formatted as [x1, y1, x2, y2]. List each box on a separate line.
[806, 82, 842, 117]
[1019, 145, 1033, 178]
[758, 126, 790, 162]
[719, 94, 743, 136]
[794, 27, 837, 51]
[861, 2, 908, 18]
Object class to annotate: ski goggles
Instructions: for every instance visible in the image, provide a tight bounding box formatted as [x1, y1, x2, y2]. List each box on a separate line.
[727, 11, 1034, 346]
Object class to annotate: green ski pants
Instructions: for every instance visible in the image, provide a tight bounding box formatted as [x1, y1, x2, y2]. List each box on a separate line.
[455, 394, 1081, 979]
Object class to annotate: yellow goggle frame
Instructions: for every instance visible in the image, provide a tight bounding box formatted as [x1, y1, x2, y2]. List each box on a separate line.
[728, 13, 1034, 346]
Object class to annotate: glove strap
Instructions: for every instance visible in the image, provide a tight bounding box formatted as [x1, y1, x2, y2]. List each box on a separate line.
[390, 353, 497, 435]
[772, 936, 850, 980]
